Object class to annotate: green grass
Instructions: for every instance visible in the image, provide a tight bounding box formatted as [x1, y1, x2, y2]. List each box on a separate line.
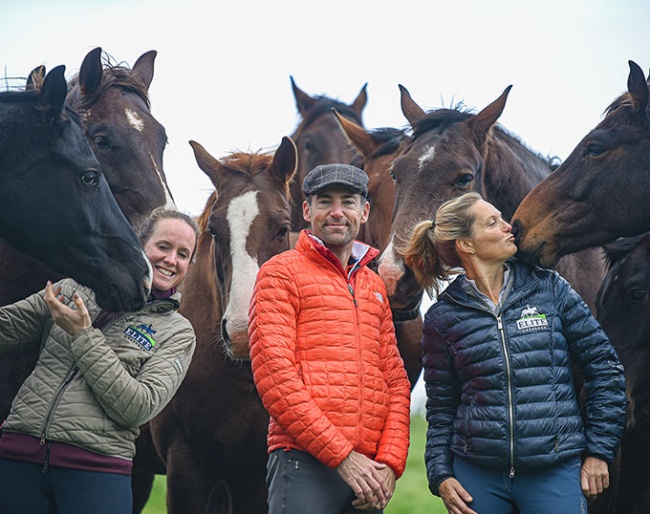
[142, 414, 446, 513]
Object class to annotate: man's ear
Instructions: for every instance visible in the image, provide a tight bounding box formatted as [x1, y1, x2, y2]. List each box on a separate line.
[302, 200, 312, 224]
[360, 200, 370, 224]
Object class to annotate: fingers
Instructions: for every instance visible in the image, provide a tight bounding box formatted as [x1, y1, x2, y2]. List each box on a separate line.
[581, 457, 610, 497]
[439, 478, 478, 514]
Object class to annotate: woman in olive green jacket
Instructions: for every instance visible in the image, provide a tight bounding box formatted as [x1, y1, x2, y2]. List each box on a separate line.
[0, 209, 199, 514]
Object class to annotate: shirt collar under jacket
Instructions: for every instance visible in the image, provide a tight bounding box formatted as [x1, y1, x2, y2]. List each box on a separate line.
[462, 263, 513, 316]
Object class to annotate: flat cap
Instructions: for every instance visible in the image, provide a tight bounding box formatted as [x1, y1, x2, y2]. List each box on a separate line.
[302, 163, 368, 198]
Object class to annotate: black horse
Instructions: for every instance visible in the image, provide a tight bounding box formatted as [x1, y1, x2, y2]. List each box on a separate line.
[0, 64, 150, 312]
[595, 234, 650, 513]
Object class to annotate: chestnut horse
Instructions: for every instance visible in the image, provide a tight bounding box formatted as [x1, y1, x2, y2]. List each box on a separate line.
[143, 137, 297, 513]
[377, 84, 605, 314]
[288, 77, 367, 231]
[595, 234, 650, 514]
[331, 110, 423, 388]
[512, 61, 650, 266]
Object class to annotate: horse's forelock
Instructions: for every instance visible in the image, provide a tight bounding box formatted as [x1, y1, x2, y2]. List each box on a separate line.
[411, 108, 473, 140]
[220, 151, 274, 178]
[68, 63, 151, 113]
[296, 97, 362, 133]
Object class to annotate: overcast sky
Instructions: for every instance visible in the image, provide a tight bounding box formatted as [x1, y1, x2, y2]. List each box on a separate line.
[3, 0, 648, 218]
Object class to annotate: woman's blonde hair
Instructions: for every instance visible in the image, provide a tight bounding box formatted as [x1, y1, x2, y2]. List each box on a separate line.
[139, 208, 200, 262]
[397, 192, 482, 295]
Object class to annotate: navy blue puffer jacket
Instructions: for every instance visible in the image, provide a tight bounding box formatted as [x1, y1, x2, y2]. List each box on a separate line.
[422, 259, 626, 496]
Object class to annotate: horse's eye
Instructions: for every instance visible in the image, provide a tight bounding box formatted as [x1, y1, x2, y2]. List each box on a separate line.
[93, 135, 111, 150]
[277, 225, 290, 239]
[454, 173, 474, 187]
[81, 171, 99, 187]
[389, 170, 397, 182]
[627, 288, 648, 303]
[585, 143, 606, 157]
[209, 227, 219, 243]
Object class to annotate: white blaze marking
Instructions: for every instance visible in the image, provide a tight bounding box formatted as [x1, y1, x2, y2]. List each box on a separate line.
[224, 190, 260, 333]
[149, 153, 177, 209]
[418, 144, 436, 171]
[125, 108, 145, 132]
[377, 238, 405, 296]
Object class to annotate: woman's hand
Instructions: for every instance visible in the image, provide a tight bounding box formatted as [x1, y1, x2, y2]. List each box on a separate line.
[44, 281, 91, 335]
[581, 456, 610, 498]
[439, 477, 477, 514]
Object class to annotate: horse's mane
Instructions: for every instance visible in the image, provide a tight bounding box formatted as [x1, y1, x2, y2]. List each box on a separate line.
[603, 233, 650, 269]
[67, 56, 151, 112]
[197, 191, 217, 232]
[411, 105, 557, 169]
[0, 88, 39, 104]
[367, 127, 409, 159]
[294, 96, 363, 132]
[220, 151, 274, 177]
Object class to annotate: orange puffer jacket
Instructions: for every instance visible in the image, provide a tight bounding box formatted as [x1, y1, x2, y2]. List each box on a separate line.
[249, 230, 411, 477]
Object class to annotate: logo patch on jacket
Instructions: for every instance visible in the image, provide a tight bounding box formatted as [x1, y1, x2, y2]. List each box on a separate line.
[516, 304, 548, 330]
[374, 291, 384, 303]
[124, 324, 157, 351]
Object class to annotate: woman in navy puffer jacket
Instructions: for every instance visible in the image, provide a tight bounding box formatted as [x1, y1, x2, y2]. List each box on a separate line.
[400, 192, 626, 514]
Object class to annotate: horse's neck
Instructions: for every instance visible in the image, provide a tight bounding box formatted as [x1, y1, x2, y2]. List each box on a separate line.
[0, 240, 62, 306]
[483, 135, 553, 221]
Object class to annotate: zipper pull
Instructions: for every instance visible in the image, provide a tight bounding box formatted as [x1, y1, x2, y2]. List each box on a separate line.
[40, 433, 46, 445]
[509, 468, 515, 478]
[348, 284, 357, 307]
[497, 316, 503, 330]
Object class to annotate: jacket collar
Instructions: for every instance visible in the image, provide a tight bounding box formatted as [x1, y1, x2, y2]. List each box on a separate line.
[297, 229, 379, 276]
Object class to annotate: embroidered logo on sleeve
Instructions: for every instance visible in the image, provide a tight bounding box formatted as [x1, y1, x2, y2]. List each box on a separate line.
[374, 291, 384, 303]
[516, 305, 548, 330]
[124, 324, 158, 351]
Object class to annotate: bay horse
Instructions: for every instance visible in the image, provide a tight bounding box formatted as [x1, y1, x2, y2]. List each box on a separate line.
[288, 77, 367, 231]
[143, 137, 297, 513]
[594, 234, 650, 514]
[331, 110, 423, 389]
[512, 61, 650, 266]
[0, 64, 150, 310]
[376, 84, 605, 313]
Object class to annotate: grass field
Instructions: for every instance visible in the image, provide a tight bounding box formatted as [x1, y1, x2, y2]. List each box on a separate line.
[141, 414, 447, 513]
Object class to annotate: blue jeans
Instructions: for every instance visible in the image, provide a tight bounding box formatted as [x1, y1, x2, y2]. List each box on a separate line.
[452, 456, 588, 514]
[0, 457, 132, 514]
[267, 449, 383, 514]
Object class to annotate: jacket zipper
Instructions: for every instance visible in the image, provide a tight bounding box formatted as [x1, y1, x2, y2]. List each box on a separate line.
[347, 265, 364, 437]
[497, 315, 516, 478]
[40, 367, 79, 446]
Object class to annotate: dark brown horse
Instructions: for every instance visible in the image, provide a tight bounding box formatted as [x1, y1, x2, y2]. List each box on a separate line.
[512, 61, 650, 266]
[288, 77, 367, 231]
[144, 137, 297, 513]
[332, 110, 423, 388]
[594, 234, 650, 514]
[376, 84, 605, 313]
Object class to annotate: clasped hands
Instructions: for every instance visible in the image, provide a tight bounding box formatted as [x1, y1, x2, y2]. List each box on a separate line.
[337, 450, 395, 511]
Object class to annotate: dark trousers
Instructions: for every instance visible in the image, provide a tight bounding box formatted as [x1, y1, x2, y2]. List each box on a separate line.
[267, 449, 383, 514]
[453, 455, 588, 514]
[0, 457, 132, 514]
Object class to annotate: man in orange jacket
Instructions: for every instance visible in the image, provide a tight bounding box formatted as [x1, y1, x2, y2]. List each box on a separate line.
[249, 163, 411, 513]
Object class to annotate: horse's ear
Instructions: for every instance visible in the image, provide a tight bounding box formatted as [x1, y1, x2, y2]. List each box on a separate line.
[131, 50, 157, 90]
[627, 60, 649, 117]
[349, 83, 368, 120]
[399, 84, 426, 126]
[270, 136, 298, 191]
[79, 47, 104, 98]
[189, 140, 227, 193]
[40, 65, 67, 115]
[290, 76, 317, 115]
[469, 85, 512, 147]
[333, 108, 380, 159]
[26, 65, 46, 90]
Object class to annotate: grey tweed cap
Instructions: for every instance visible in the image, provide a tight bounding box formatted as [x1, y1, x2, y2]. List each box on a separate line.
[302, 163, 368, 198]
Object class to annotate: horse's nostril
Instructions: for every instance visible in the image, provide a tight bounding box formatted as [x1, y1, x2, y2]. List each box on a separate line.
[511, 219, 522, 244]
[221, 318, 231, 346]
